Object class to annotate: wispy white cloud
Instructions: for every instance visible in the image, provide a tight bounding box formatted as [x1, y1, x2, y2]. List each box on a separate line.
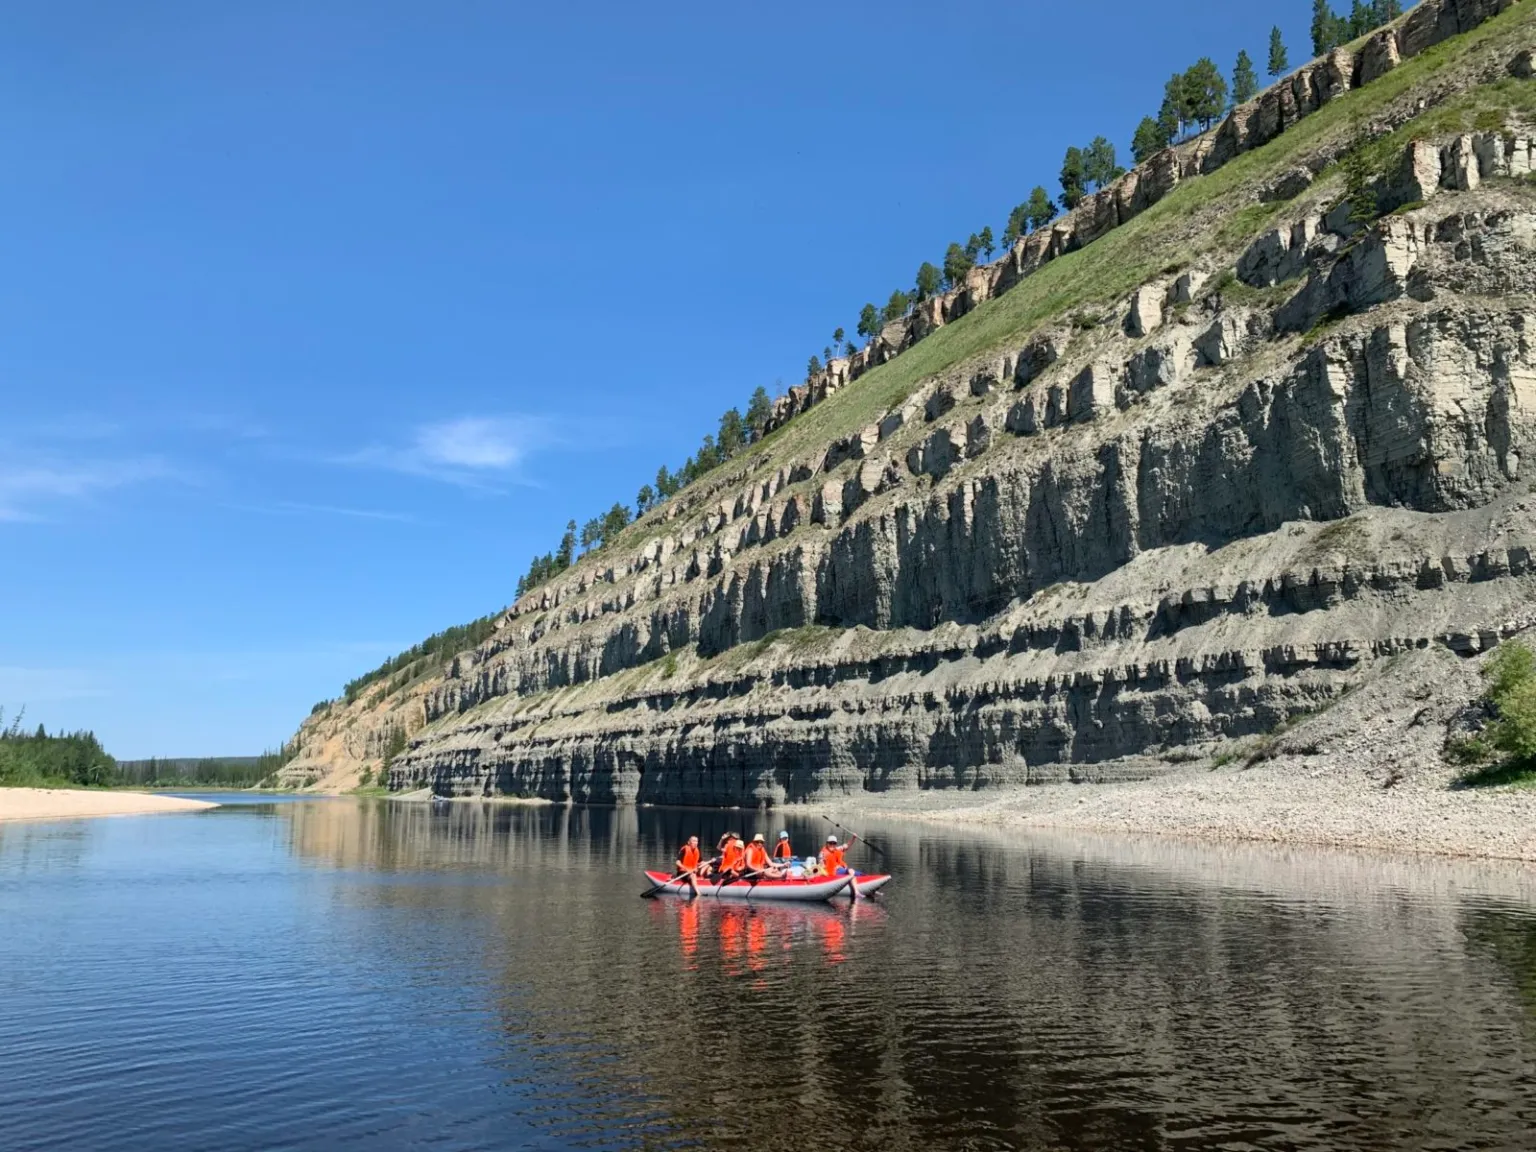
[338, 415, 555, 490]
[0, 458, 175, 522]
[231, 500, 419, 524]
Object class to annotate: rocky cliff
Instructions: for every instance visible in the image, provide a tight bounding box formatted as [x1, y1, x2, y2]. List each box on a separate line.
[282, 0, 1536, 806]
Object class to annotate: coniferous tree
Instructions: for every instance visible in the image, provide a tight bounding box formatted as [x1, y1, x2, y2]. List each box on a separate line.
[1233, 50, 1259, 105]
[882, 289, 911, 323]
[806, 354, 822, 379]
[718, 408, 745, 456]
[1312, 0, 1341, 56]
[601, 502, 631, 542]
[1341, 140, 1379, 228]
[555, 521, 577, 570]
[963, 233, 982, 263]
[1186, 58, 1228, 130]
[1348, 0, 1370, 38]
[636, 484, 655, 514]
[1158, 91, 1182, 144]
[580, 517, 602, 551]
[1002, 203, 1027, 247]
[942, 243, 973, 290]
[1131, 116, 1169, 165]
[832, 327, 845, 352]
[1268, 26, 1290, 76]
[1059, 146, 1087, 210]
[1025, 185, 1057, 232]
[914, 262, 943, 300]
[745, 386, 773, 440]
[656, 464, 678, 499]
[1083, 137, 1123, 190]
[978, 225, 995, 260]
[1164, 74, 1192, 140]
[857, 303, 880, 341]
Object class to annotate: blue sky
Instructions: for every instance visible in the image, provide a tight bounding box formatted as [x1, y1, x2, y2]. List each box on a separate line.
[0, 0, 1322, 756]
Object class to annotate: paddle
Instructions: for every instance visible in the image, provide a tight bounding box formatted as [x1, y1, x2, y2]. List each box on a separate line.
[820, 814, 887, 859]
[642, 863, 702, 898]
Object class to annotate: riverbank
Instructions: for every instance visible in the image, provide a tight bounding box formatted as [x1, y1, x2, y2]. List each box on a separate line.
[0, 788, 219, 823]
[833, 646, 1536, 863]
[832, 761, 1536, 863]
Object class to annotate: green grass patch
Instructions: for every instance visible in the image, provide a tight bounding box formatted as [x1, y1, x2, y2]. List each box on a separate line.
[1451, 641, 1536, 788]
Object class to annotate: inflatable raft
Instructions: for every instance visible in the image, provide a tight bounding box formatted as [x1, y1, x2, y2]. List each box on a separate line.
[644, 870, 890, 902]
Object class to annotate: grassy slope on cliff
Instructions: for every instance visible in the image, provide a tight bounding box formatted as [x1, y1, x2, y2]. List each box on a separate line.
[298, 1, 1536, 755]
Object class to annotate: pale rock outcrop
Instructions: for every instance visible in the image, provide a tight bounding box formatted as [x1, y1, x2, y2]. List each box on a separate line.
[1514, 48, 1535, 78]
[1067, 362, 1118, 422]
[1395, 138, 1444, 205]
[1448, 133, 1482, 190]
[1126, 284, 1165, 337]
[1013, 330, 1067, 387]
[1168, 270, 1208, 305]
[1238, 216, 1324, 287]
[1359, 28, 1403, 84]
[1122, 333, 1196, 402]
[1196, 310, 1267, 367]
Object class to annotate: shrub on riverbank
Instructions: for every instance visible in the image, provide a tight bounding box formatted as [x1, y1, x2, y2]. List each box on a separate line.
[1452, 643, 1536, 788]
[0, 708, 118, 788]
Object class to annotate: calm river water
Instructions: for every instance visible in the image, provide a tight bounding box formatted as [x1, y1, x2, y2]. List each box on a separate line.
[3, 796, 1536, 1151]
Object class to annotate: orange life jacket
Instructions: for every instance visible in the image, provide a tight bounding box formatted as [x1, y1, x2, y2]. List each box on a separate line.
[745, 842, 769, 870]
[677, 843, 700, 872]
[720, 843, 745, 872]
[772, 839, 792, 860]
[821, 845, 846, 871]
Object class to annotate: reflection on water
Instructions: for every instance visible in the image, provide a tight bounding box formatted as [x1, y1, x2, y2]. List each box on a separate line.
[2, 799, 1535, 1151]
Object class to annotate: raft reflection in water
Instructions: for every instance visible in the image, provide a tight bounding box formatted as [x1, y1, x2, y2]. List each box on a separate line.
[656, 896, 885, 976]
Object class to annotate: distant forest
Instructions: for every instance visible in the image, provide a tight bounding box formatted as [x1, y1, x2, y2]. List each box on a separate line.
[0, 707, 288, 789]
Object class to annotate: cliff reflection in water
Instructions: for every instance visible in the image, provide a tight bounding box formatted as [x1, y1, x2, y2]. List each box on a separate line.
[278, 799, 1536, 1151]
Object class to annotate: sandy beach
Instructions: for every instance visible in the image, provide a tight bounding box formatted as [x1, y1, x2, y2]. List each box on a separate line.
[0, 788, 219, 823]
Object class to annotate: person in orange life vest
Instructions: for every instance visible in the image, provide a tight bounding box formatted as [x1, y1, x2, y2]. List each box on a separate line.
[771, 831, 793, 862]
[674, 835, 703, 896]
[743, 833, 784, 879]
[716, 836, 747, 882]
[706, 831, 735, 876]
[821, 834, 860, 898]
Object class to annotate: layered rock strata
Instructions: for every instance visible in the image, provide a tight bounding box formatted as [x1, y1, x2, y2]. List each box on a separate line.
[305, 172, 1536, 805]
[281, 9, 1536, 802]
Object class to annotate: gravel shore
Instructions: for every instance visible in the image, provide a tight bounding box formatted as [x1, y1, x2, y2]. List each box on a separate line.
[832, 646, 1536, 863]
[0, 788, 219, 823]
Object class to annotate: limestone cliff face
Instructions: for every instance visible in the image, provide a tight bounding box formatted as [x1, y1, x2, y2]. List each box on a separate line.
[284, 4, 1536, 802]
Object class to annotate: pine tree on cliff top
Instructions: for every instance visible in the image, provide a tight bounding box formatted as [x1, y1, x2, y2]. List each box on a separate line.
[942, 243, 973, 291]
[1025, 186, 1057, 232]
[1268, 27, 1290, 77]
[1312, 0, 1343, 56]
[1059, 146, 1086, 211]
[1083, 137, 1123, 191]
[857, 303, 880, 341]
[1131, 116, 1167, 165]
[1233, 50, 1259, 105]
[745, 386, 772, 439]
[914, 262, 942, 301]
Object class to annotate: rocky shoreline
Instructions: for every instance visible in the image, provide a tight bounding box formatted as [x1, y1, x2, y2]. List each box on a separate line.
[832, 643, 1536, 863]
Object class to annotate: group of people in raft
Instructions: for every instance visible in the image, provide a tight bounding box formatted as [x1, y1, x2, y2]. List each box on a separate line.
[671, 830, 858, 896]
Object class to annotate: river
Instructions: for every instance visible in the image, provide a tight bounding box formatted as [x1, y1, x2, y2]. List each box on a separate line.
[2, 796, 1535, 1150]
